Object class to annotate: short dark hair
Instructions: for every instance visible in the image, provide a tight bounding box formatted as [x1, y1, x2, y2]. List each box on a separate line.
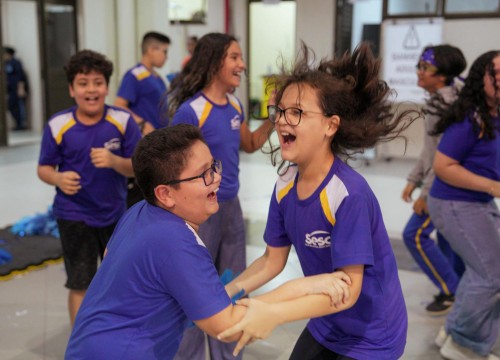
[64, 49, 113, 85]
[3, 46, 15, 56]
[421, 45, 467, 85]
[132, 124, 205, 205]
[141, 31, 171, 54]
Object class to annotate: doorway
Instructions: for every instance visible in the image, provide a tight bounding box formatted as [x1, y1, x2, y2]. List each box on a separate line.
[0, 0, 77, 146]
[248, 0, 296, 120]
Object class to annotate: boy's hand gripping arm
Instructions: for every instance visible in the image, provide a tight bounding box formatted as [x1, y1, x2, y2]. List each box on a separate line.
[218, 264, 363, 356]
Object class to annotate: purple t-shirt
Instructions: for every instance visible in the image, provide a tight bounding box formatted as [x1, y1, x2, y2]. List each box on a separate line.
[65, 201, 231, 360]
[430, 115, 500, 202]
[264, 160, 407, 360]
[171, 92, 244, 202]
[38, 105, 141, 227]
[117, 64, 168, 129]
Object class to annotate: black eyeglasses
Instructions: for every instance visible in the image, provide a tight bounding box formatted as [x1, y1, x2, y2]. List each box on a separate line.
[415, 62, 438, 73]
[165, 159, 222, 187]
[267, 105, 325, 127]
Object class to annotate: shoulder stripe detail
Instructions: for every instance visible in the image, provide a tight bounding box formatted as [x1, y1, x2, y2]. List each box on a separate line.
[48, 112, 76, 145]
[321, 175, 349, 226]
[105, 108, 130, 135]
[185, 223, 206, 247]
[190, 97, 213, 128]
[320, 189, 335, 225]
[227, 93, 242, 115]
[131, 66, 151, 81]
[275, 166, 298, 203]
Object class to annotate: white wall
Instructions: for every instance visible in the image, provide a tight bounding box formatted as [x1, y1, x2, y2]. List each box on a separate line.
[296, 0, 334, 60]
[77, 0, 228, 103]
[77, 0, 118, 101]
[351, 0, 382, 49]
[443, 18, 500, 72]
[249, 2, 296, 100]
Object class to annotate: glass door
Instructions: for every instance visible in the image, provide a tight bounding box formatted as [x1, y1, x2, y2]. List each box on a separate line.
[41, 0, 77, 118]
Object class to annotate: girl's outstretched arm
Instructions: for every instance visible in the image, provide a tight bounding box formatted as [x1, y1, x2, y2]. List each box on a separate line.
[225, 245, 291, 298]
[219, 264, 363, 356]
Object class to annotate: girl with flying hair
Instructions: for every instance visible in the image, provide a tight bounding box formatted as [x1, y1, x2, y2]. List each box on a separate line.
[219, 42, 417, 360]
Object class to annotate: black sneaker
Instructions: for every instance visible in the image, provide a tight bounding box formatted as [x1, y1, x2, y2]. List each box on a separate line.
[426, 293, 454, 315]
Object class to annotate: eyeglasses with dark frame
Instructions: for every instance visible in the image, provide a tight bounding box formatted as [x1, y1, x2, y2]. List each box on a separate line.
[165, 159, 222, 187]
[267, 105, 326, 127]
[415, 62, 438, 73]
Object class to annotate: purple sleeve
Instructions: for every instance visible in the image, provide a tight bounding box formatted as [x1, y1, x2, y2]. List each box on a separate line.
[263, 186, 291, 247]
[438, 119, 476, 162]
[331, 193, 375, 269]
[117, 72, 138, 103]
[171, 104, 199, 127]
[38, 124, 60, 166]
[160, 240, 231, 321]
[122, 116, 141, 158]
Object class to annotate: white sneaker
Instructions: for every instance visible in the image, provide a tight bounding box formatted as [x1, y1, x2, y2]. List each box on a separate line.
[440, 336, 500, 360]
[435, 326, 447, 348]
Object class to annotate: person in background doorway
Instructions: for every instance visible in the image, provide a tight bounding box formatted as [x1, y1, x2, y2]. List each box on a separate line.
[168, 32, 274, 360]
[428, 50, 500, 360]
[37, 50, 141, 326]
[181, 35, 197, 69]
[3, 46, 28, 130]
[114, 31, 171, 207]
[401, 45, 466, 317]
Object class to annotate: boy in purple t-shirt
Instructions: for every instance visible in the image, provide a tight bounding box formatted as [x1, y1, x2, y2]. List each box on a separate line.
[37, 50, 141, 326]
[65, 124, 352, 360]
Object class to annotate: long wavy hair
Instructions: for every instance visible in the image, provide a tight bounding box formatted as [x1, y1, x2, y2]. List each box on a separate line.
[267, 42, 417, 173]
[167, 33, 237, 119]
[431, 50, 500, 139]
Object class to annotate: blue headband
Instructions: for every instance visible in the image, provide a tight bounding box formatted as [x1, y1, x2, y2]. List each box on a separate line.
[420, 48, 437, 66]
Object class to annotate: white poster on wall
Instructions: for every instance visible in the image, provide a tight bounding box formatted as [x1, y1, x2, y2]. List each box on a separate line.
[381, 18, 443, 103]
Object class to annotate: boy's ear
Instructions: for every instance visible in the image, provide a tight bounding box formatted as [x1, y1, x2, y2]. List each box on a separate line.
[68, 84, 75, 98]
[437, 73, 447, 86]
[154, 184, 176, 209]
[326, 115, 340, 136]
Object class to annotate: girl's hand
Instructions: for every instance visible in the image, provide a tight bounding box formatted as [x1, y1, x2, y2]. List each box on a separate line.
[412, 197, 428, 215]
[306, 271, 351, 308]
[401, 182, 416, 202]
[217, 298, 283, 356]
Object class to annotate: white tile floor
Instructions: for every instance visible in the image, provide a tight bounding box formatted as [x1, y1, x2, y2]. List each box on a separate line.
[0, 134, 498, 359]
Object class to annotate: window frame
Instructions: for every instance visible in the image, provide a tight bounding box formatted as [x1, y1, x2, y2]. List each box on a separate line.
[382, 0, 500, 19]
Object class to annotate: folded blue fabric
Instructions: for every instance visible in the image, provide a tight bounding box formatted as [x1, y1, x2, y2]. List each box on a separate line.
[10, 205, 59, 238]
[0, 248, 13, 265]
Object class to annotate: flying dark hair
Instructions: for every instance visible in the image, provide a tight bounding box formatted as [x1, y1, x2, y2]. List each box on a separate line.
[64, 49, 113, 85]
[132, 124, 206, 205]
[431, 50, 500, 139]
[167, 32, 237, 119]
[268, 41, 417, 173]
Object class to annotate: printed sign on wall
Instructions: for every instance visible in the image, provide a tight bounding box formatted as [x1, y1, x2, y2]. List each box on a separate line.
[381, 18, 443, 103]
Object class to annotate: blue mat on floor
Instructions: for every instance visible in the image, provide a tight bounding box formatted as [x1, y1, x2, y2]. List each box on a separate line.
[0, 227, 63, 281]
